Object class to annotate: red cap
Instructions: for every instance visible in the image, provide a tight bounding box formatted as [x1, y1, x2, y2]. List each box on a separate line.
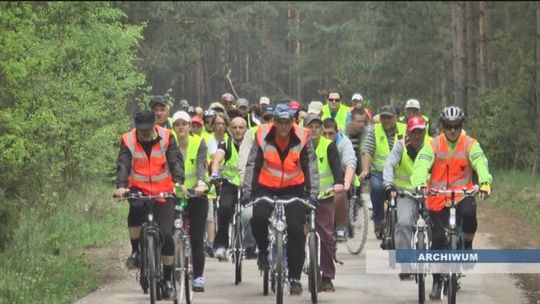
[288, 100, 301, 111]
[407, 116, 427, 132]
[191, 116, 204, 125]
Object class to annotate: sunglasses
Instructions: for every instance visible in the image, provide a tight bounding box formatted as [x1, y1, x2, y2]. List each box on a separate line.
[443, 124, 462, 131]
[328, 98, 340, 102]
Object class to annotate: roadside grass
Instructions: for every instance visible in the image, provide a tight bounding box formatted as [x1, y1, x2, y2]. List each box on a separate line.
[0, 183, 126, 304]
[489, 170, 540, 226]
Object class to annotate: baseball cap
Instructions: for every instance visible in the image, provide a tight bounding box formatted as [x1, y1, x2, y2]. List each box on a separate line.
[149, 95, 168, 108]
[135, 110, 156, 130]
[179, 99, 190, 109]
[307, 101, 323, 115]
[379, 105, 396, 117]
[274, 104, 294, 120]
[209, 102, 225, 113]
[405, 99, 421, 109]
[237, 98, 249, 108]
[288, 100, 301, 112]
[259, 96, 270, 105]
[262, 105, 274, 119]
[407, 116, 427, 132]
[191, 116, 204, 126]
[172, 111, 191, 124]
[303, 113, 322, 126]
[351, 93, 363, 101]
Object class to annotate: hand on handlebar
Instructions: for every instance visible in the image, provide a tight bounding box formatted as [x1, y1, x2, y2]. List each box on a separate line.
[333, 184, 345, 194]
[308, 195, 318, 208]
[194, 180, 208, 197]
[359, 170, 370, 181]
[113, 187, 130, 199]
[384, 183, 397, 199]
[416, 185, 429, 197]
[479, 183, 491, 200]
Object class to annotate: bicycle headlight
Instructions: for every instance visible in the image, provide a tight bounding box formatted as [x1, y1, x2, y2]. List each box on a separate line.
[275, 220, 286, 232]
[449, 208, 456, 226]
[174, 219, 183, 229]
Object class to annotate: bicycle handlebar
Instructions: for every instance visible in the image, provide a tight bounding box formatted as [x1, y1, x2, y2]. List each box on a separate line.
[246, 196, 313, 210]
[114, 191, 175, 200]
[427, 186, 479, 196]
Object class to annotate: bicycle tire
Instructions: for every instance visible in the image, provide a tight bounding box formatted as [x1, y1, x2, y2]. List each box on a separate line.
[184, 243, 193, 304]
[346, 198, 369, 254]
[388, 207, 397, 250]
[263, 268, 269, 296]
[275, 231, 284, 304]
[173, 231, 186, 304]
[448, 234, 458, 304]
[147, 235, 158, 304]
[416, 231, 426, 304]
[234, 214, 243, 285]
[307, 232, 318, 303]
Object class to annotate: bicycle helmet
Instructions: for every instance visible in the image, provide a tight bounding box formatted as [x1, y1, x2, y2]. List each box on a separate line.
[221, 93, 235, 103]
[440, 106, 465, 123]
[203, 109, 216, 119]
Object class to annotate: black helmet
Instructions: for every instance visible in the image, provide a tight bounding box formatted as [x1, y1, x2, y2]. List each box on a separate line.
[440, 106, 465, 123]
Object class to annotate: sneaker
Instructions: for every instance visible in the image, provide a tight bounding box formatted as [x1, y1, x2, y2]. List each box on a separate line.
[204, 243, 215, 258]
[215, 247, 228, 261]
[399, 273, 414, 281]
[464, 239, 473, 250]
[335, 229, 346, 243]
[374, 223, 384, 240]
[162, 280, 175, 299]
[429, 277, 442, 300]
[244, 246, 258, 260]
[289, 279, 303, 296]
[321, 277, 335, 292]
[257, 251, 269, 271]
[126, 251, 140, 270]
[192, 276, 205, 292]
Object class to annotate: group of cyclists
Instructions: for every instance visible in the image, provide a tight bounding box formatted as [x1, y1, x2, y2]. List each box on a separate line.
[114, 90, 493, 301]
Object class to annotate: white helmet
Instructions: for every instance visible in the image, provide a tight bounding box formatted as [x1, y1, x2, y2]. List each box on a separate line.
[440, 106, 465, 123]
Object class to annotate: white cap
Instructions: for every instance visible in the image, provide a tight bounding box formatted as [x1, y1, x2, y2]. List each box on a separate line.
[259, 96, 270, 105]
[307, 101, 323, 115]
[351, 93, 363, 101]
[209, 102, 225, 112]
[405, 99, 421, 109]
[172, 111, 191, 123]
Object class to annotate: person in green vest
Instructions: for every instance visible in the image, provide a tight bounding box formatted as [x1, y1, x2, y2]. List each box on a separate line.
[209, 117, 258, 260]
[321, 91, 349, 133]
[382, 116, 430, 281]
[171, 111, 210, 292]
[398, 99, 439, 137]
[360, 105, 407, 239]
[304, 113, 344, 292]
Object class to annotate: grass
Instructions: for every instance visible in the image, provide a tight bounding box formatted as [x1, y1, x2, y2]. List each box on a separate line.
[489, 170, 540, 226]
[0, 183, 126, 304]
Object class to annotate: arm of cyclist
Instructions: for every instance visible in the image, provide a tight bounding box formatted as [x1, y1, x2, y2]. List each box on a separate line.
[237, 129, 254, 186]
[469, 141, 493, 199]
[301, 139, 320, 202]
[336, 133, 357, 190]
[210, 141, 226, 178]
[167, 134, 185, 186]
[383, 139, 404, 198]
[410, 141, 435, 196]
[328, 141, 345, 193]
[194, 140, 208, 196]
[242, 135, 264, 203]
[115, 138, 132, 198]
[360, 124, 376, 180]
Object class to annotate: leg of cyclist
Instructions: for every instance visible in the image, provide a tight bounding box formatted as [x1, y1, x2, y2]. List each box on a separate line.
[153, 198, 176, 298]
[214, 183, 236, 260]
[250, 197, 273, 270]
[394, 195, 418, 280]
[316, 196, 336, 292]
[429, 209, 449, 299]
[188, 196, 209, 292]
[457, 197, 477, 249]
[205, 198, 216, 257]
[333, 192, 348, 242]
[126, 195, 146, 270]
[285, 203, 307, 296]
[370, 171, 386, 238]
[241, 205, 257, 259]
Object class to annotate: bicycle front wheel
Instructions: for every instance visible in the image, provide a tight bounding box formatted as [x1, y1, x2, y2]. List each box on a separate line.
[275, 231, 284, 304]
[234, 214, 243, 285]
[447, 234, 458, 304]
[416, 231, 426, 304]
[346, 198, 369, 254]
[147, 235, 158, 304]
[307, 232, 319, 303]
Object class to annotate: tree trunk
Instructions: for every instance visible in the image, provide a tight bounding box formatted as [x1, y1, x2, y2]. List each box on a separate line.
[478, 1, 488, 90]
[261, 14, 270, 93]
[536, 2, 540, 173]
[466, 1, 478, 106]
[452, 1, 467, 109]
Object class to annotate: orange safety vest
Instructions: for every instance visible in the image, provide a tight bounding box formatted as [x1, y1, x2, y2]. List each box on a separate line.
[256, 123, 310, 189]
[121, 126, 175, 198]
[427, 131, 476, 211]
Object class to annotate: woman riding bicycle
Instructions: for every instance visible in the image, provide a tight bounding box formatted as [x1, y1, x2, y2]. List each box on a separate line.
[411, 106, 492, 299]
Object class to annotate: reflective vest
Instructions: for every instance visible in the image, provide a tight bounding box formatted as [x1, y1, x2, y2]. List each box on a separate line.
[315, 137, 334, 199]
[250, 125, 258, 137]
[256, 123, 309, 189]
[394, 139, 415, 191]
[372, 122, 406, 172]
[183, 134, 203, 189]
[121, 126, 174, 197]
[322, 103, 349, 132]
[427, 131, 476, 211]
[222, 137, 240, 186]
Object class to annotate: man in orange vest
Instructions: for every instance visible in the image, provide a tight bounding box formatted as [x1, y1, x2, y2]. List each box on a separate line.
[114, 110, 185, 299]
[243, 103, 319, 296]
[411, 106, 492, 299]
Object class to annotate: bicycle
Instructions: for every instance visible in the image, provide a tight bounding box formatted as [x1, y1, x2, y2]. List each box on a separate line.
[116, 191, 175, 304]
[210, 176, 244, 285]
[172, 194, 192, 304]
[427, 187, 479, 304]
[302, 205, 321, 303]
[380, 190, 397, 251]
[246, 196, 313, 304]
[345, 185, 369, 255]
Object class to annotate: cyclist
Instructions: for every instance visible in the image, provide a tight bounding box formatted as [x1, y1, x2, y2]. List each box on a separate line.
[321, 118, 357, 242]
[236, 97, 258, 128]
[201, 109, 216, 140]
[398, 99, 439, 137]
[114, 110, 184, 299]
[345, 93, 373, 127]
[360, 105, 406, 239]
[190, 116, 204, 136]
[304, 113, 344, 292]
[171, 110, 210, 292]
[150, 95, 173, 129]
[382, 116, 430, 280]
[221, 92, 236, 117]
[243, 104, 319, 296]
[210, 117, 255, 260]
[321, 91, 349, 132]
[411, 106, 492, 299]
[347, 109, 370, 175]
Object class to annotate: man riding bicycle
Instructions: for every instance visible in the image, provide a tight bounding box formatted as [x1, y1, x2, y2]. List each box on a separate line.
[243, 103, 319, 296]
[411, 106, 492, 299]
[114, 110, 184, 299]
[382, 116, 431, 280]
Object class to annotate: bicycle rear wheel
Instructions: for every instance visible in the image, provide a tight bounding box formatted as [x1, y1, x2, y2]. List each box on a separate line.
[147, 235, 158, 304]
[234, 214, 243, 285]
[416, 231, 426, 304]
[307, 232, 319, 303]
[346, 198, 369, 254]
[275, 231, 284, 304]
